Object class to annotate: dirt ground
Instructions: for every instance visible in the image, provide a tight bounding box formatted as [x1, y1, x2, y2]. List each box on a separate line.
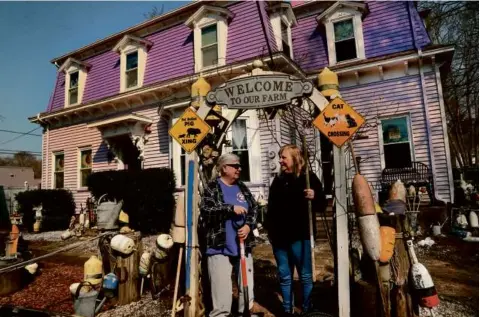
[0, 232, 477, 317]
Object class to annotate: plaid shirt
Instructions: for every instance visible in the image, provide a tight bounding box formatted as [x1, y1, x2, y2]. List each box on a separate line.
[199, 178, 258, 250]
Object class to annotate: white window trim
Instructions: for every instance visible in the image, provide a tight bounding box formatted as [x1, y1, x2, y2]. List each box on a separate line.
[318, 4, 366, 66]
[269, 4, 296, 59]
[52, 151, 64, 189]
[78, 147, 92, 189]
[59, 58, 89, 108]
[185, 5, 233, 73]
[171, 117, 186, 188]
[224, 110, 262, 184]
[377, 113, 416, 170]
[112, 35, 152, 93]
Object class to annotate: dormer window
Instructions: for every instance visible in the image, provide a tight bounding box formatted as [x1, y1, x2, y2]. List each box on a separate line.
[58, 57, 90, 108]
[185, 5, 234, 72]
[68, 71, 79, 105]
[201, 24, 218, 68]
[268, 2, 296, 59]
[112, 34, 152, 92]
[334, 19, 356, 62]
[126, 51, 139, 89]
[317, 1, 368, 66]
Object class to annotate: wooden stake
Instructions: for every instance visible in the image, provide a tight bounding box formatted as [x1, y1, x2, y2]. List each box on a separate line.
[302, 134, 316, 282]
[172, 246, 184, 317]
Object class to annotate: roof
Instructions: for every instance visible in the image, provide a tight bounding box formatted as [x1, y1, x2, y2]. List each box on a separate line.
[0, 166, 39, 188]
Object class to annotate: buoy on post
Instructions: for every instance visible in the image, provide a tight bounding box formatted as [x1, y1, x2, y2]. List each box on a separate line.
[84, 256, 103, 286]
[110, 234, 135, 255]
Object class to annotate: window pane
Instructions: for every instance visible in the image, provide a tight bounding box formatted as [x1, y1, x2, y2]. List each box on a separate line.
[81, 150, 92, 168]
[55, 154, 64, 172]
[81, 169, 91, 187]
[70, 72, 79, 88]
[233, 150, 250, 182]
[126, 52, 138, 70]
[384, 143, 412, 168]
[126, 69, 138, 88]
[232, 120, 247, 150]
[202, 45, 218, 67]
[334, 19, 354, 41]
[55, 172, 64, 189]
[69, 88, 78, 105]
[202, 24, 217, 47]
[335, 39, 357, 62]
[382, 117, 410, 144]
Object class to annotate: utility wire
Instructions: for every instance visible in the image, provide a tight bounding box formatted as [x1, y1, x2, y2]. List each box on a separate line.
[0, 127, 41, 145]
[256, 2, 275, 68]
[0, 129, 41, 136]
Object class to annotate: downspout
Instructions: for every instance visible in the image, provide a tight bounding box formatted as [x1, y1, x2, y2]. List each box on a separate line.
[37, 114, 49, 189]
[407, 2, 441, 203]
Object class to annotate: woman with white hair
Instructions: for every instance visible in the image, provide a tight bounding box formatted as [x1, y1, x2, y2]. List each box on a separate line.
[200, 153, 258, 317]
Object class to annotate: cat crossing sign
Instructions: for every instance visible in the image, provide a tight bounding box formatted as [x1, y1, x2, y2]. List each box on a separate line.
[169, 108, 211, 153]
[313, 97, 365, 148]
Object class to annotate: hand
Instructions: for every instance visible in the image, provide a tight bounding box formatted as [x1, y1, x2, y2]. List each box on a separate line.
[237, 224, 251, 240]
[234, 205, 247, 215]
[304, 189, 315, 200]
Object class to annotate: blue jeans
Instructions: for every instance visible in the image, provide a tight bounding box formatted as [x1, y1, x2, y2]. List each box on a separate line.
[272, 240, 313, 313]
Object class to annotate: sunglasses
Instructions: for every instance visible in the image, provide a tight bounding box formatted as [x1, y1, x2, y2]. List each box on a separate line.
[226, 164, 242, 169]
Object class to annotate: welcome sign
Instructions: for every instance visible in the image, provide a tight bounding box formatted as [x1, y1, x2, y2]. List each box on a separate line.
[206, 75, 313, 109]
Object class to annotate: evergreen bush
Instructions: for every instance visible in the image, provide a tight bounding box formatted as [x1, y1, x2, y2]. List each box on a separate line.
[87, 168, 176, 233]
[16, 189, 75, 232]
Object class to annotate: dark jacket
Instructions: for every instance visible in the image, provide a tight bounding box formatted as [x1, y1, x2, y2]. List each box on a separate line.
[199, 178, 258, 251]
[265, 171, 326, 245]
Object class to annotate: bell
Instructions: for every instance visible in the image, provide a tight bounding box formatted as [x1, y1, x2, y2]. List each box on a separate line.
[318, 67, 339, 98]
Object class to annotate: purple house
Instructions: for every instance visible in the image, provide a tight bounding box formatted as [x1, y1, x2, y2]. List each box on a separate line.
[29, 1, 454, 210]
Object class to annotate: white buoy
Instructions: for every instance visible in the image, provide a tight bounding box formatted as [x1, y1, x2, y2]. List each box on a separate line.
[110, 234, 135, 255]
[469, 211, 479, 228]
[155, 234, 174, 259]
[358, 215, 381, 261]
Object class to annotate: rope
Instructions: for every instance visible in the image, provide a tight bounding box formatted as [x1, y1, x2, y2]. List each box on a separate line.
[0, 232, 110, 274]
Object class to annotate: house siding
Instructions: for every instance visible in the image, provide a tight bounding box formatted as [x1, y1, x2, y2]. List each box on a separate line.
[292, 15, 328, 71]
[340, 73, 450, 202]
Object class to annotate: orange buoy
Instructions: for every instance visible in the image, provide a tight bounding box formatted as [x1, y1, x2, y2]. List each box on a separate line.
[352, 174, 376, 216]
[379, 226, 396, 263]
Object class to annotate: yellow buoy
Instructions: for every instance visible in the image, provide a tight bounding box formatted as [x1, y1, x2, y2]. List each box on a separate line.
[379, 226, 396, 263]
[84, 255, 103, 286]
[318, 67, 339, 98]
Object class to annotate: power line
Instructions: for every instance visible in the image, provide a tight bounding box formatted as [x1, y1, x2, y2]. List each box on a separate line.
[0, 149, 41, 154]
[0, 127, 42, 145]
[0, 129, 42, 137]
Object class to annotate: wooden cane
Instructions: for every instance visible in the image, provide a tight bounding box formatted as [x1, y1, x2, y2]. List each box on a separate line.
[171, 246, 183, 317]
[302, 135, 316, 283]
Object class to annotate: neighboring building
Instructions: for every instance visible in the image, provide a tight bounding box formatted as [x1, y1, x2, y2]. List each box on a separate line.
[0, 166, 40, 189]
[29, 1, 454, 210]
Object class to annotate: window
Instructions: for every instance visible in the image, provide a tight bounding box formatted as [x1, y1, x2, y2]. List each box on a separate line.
[79, 149, 92, 187]
[232, 119, 250, 182]
[54, 153, 64, 189]
[69, 71, 79, 105]
[381, 117, 413, 168]
[334, 19, 357, 62]
[281, 22, 291, 57]
[125, 51, 138, 89]
[201, 24, 218, 68]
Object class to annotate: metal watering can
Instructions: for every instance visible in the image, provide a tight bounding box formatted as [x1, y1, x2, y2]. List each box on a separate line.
[73, 281, 106, 317]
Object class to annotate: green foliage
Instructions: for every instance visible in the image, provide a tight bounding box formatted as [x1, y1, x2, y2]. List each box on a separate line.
[87, 168, 176, 233]
[16, 189, 75, 232]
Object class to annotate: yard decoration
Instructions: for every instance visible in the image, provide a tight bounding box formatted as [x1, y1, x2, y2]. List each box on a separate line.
[84, 255, 103, 286]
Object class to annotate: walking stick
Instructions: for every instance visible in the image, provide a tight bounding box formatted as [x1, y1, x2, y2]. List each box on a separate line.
[171, 246, 183, 317]
[302, 134, 316, 283]
[239, 236, 251, 317]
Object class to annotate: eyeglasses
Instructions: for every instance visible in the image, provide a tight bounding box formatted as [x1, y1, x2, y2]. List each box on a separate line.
[226, 164, 242, 169]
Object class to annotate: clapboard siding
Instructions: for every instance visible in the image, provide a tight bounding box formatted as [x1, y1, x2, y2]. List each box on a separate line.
[258, 115, 278, 195]
[141, 107, 170, 169]
[292, 14, 328, 71]
[341, 73, 451, 202]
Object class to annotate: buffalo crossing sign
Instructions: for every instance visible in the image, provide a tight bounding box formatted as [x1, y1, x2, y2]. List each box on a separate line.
[206, 75, 313, 109]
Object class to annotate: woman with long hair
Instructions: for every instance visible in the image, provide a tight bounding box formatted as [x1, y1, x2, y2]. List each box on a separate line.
[265, 144, 326, 315]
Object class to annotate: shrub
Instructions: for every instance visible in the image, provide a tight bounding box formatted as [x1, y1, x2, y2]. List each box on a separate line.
[87, 168, 176, 234]
[16, 189, 75, 232]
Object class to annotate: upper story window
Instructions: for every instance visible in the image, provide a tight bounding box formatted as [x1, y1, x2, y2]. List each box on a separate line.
[68, 71, 79, 105]
[317, 2, 368, 66]
[268, 3, 297, 59]
[58, 58, 90, 107]
[201, 24, 218, 68]
[112, 34, 153, 92]
[185, 5, 234, 72]
[126, 51, 139, 89]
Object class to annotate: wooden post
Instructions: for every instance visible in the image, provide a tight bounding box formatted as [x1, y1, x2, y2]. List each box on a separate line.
[114, 232, 142, 305]
[333, 146, 350, 317]
[302, 134, 316, 282]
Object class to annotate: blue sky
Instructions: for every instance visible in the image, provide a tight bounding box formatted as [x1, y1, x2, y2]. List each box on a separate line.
[0, 1, 186, 156]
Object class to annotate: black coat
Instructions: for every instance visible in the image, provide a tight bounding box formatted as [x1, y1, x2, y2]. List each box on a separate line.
[265, 171, 326, 246]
